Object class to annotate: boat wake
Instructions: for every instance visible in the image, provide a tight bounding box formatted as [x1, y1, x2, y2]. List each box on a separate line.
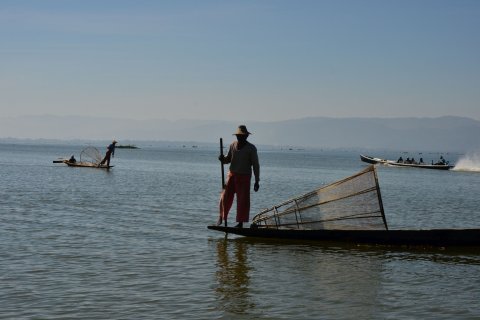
[452, 152, 480, 172]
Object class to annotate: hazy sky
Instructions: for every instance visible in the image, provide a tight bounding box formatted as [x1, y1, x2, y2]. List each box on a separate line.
[1, 0, 479, 122]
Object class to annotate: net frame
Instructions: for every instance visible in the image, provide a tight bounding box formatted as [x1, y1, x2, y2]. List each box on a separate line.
[252, 165, 388, 231]
[79, 146, 103, 165]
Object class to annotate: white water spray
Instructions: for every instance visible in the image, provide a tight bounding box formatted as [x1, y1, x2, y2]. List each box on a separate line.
[452, 151, 480, 172]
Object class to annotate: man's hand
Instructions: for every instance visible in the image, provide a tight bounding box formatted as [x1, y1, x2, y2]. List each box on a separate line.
[254, 181, 260, 192]
[218, 154, 225, 163]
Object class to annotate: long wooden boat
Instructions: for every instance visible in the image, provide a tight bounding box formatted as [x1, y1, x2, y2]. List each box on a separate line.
[209, 165, 476, 247]
[54, 159, 113, 169]
[65, 161, 113, 169]
[208, 225, 480, 246]
[360, 154, 453, 170]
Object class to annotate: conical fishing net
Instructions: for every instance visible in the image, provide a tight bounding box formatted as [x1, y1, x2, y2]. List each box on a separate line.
[252, 165, 388, 230]
[79, 146, 103, 165]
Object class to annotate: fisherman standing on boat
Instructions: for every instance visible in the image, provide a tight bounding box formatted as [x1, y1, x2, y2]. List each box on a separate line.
[99, 140, 117, 167]
[218, 125, 260, 228]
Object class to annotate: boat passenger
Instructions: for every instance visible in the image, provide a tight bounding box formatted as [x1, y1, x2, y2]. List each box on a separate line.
[68, 155, 76, 163]
[397, 156, 403, 163]
[405, 157, 411, 164]
[411, 157, 416, 164]
[218, 125, 260, 228]
[419, 157, 424, 164]
[435, 156, 447, 165]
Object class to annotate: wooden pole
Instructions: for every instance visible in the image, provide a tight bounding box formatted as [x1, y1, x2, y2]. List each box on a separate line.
[220, 138, 225, 189]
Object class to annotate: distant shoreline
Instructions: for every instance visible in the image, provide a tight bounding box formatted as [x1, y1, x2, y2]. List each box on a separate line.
[0, 115, 478, 153]
[0, 136, 468, 155]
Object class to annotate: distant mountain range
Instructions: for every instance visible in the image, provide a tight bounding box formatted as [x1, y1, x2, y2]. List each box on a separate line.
[1, 115, 479, 152]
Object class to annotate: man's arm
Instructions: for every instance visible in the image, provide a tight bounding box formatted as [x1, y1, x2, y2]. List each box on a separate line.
[252, 148, 260, 191]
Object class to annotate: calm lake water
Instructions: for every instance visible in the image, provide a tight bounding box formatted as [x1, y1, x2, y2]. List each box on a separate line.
[1, 142, 480, 319]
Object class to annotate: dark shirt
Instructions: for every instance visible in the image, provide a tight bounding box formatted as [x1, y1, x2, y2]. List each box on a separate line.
[224, 141, 260, 181]
[107, 143, 115, 156]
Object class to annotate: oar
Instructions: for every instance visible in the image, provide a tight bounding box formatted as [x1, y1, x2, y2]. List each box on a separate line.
[218, 138, 227, 228]
[220, 138, 225, 189]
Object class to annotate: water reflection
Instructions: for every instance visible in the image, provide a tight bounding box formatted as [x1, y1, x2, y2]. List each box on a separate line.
[214, 238, 255, 315]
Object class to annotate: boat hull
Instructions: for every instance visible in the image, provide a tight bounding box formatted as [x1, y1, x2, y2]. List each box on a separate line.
[360, 154, 453, 170]
[208, 225, 480, 246]
[359, 154, 385, 164]
[386, 161, 453, 170]
[64, 161, 113, 169]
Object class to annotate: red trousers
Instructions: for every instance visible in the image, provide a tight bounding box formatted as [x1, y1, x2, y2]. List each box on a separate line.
[219, 172, 251, 223]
